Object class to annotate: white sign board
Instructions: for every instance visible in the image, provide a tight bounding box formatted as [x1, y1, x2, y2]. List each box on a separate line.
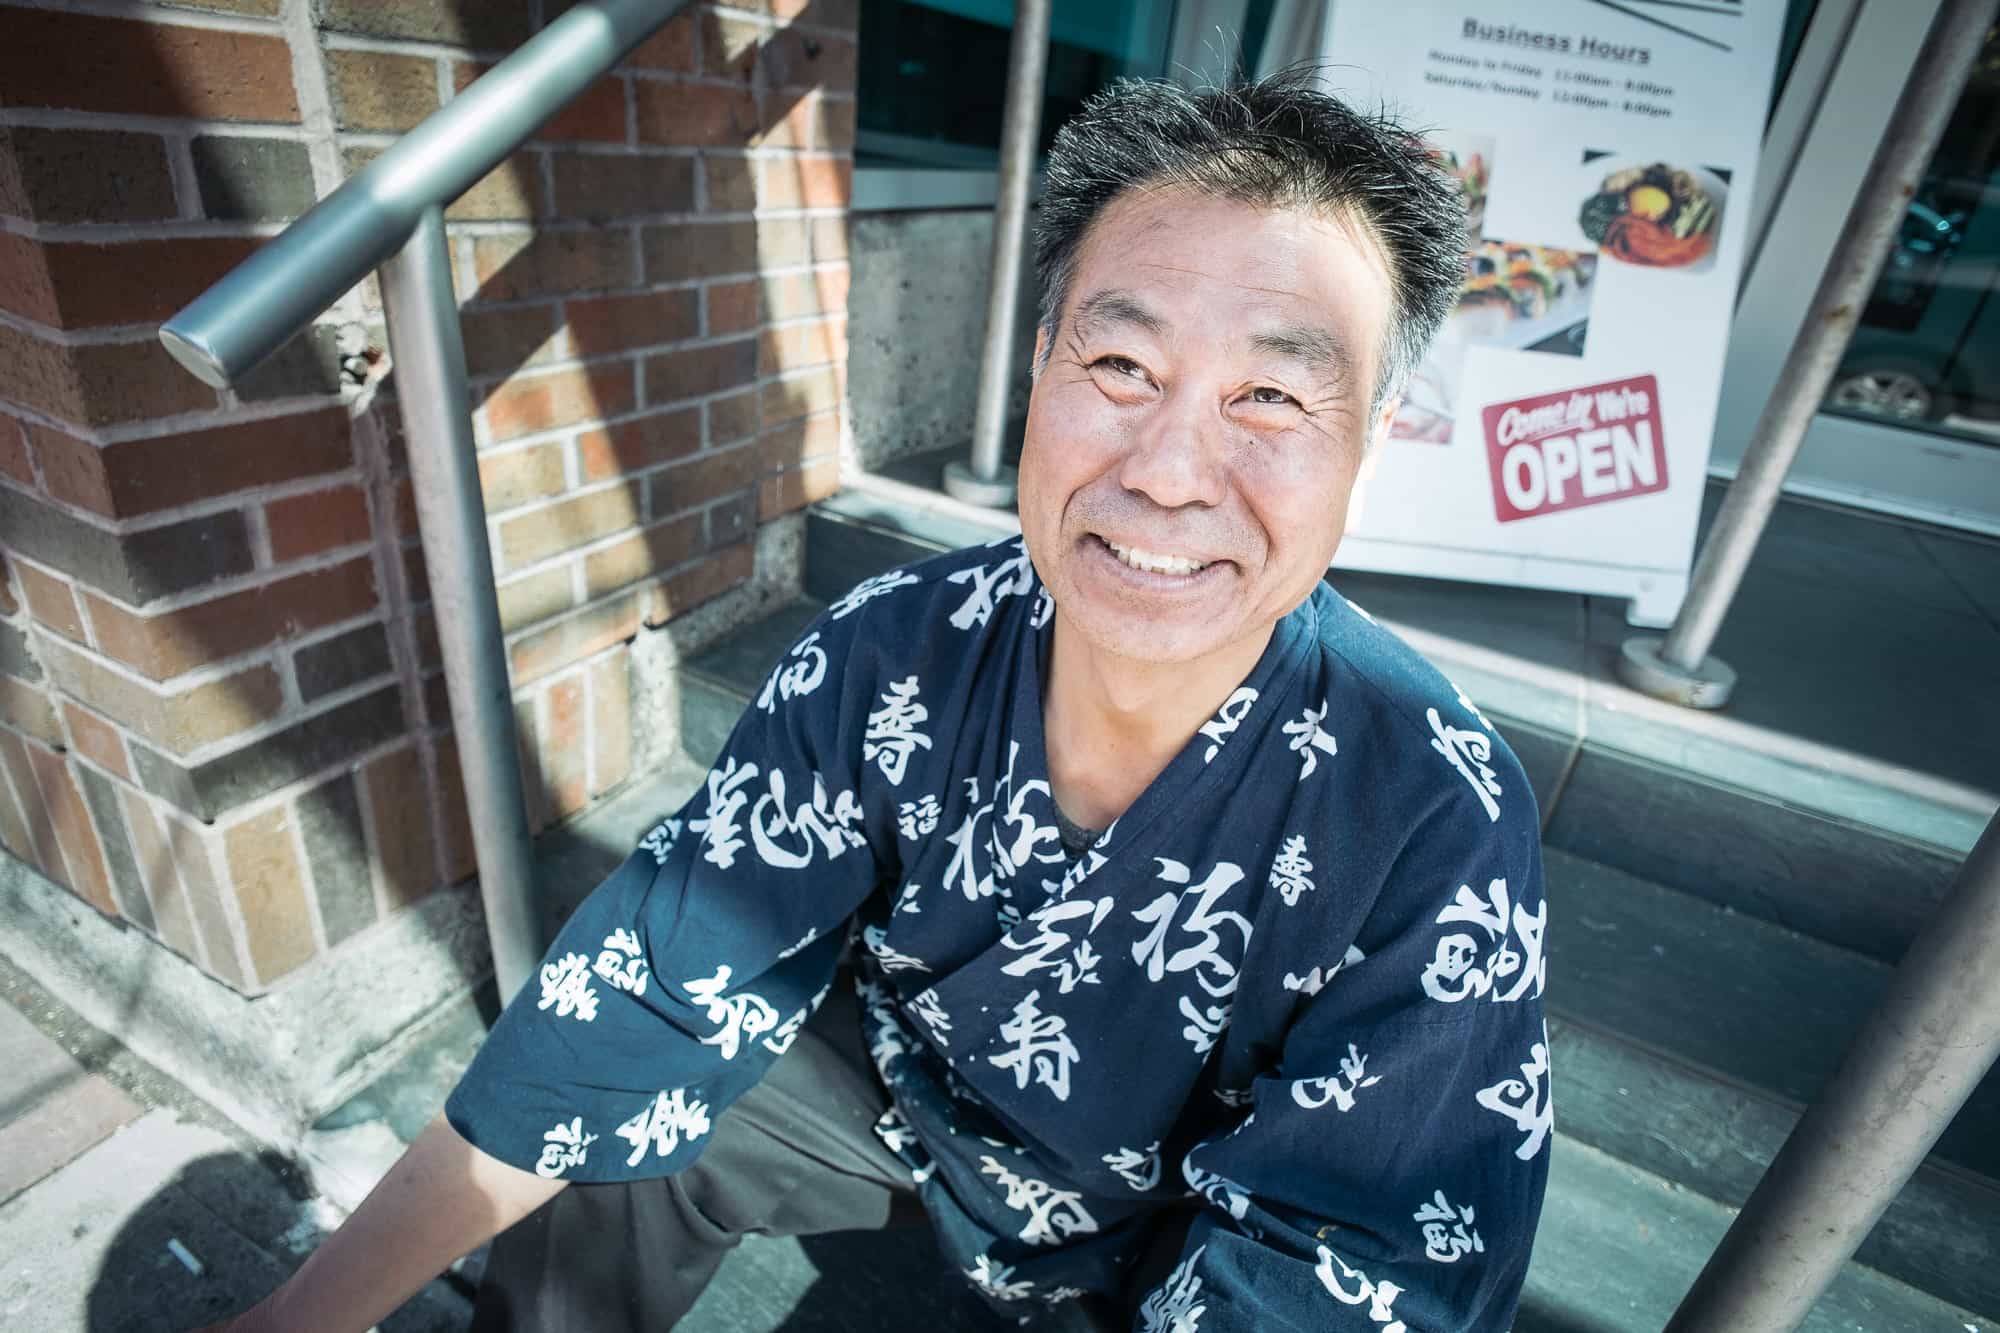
[1320, 1, 1788, 624]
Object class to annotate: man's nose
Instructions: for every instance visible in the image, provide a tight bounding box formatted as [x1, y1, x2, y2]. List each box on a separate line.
[1115, 386, 1227, 510]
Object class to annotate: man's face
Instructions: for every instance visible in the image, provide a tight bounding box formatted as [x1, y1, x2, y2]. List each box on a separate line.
[1018, 188, 1399, 672]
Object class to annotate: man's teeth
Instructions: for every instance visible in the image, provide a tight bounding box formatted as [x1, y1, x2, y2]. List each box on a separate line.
[1105, 540, 1207, 576]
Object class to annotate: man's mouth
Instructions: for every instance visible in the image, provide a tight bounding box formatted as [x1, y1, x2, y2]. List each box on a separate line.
[1101, 538, 1209, 577]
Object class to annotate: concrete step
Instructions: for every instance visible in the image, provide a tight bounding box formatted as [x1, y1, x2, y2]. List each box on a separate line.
[1545, 846, 2000, 1317]
[1520, 1137, 1991, 1333]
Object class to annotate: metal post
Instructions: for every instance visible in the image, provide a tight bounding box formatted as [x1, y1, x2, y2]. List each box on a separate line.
[943, 0, 1051, 509]
[1666, 810, 2000, 1332]
[1616, 0, 1998, 709]
[377, 208, 541, 1004]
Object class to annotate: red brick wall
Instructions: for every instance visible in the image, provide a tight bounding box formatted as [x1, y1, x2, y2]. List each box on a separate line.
[0, 0, 854, 994]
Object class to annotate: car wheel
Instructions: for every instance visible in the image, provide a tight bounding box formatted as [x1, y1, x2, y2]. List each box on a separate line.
[1826, 366, 1954, 422]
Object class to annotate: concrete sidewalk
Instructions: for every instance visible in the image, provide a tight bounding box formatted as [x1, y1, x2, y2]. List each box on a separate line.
[0, 953, 472, 1333]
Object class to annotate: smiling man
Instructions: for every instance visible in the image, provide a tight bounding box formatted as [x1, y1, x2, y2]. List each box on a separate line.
[208, 74, 1548, 1333]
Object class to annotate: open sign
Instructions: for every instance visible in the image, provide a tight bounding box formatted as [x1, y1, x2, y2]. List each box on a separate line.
[1482, 375, 1668, 523]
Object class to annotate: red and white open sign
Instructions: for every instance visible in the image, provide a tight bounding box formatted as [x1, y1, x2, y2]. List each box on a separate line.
[1482, 374, 1669, 524]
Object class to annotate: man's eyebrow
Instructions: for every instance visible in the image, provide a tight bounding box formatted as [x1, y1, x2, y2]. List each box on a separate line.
[1069, 289, 1166, 340]
[1247, 324, 1354, 384]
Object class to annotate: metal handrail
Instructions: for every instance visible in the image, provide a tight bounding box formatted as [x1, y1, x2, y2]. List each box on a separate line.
[162, 0, 686, 387]
[159, 0, 690, 1003]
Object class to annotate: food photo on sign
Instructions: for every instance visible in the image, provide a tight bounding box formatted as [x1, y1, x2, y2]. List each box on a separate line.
[1575, 151, 1729, 272]
[1392, 132, 1601, 444]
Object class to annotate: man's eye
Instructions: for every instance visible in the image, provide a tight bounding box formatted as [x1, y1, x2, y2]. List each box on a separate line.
[1246, 386, 1297, 407]
[1093, 356, 1147, 380]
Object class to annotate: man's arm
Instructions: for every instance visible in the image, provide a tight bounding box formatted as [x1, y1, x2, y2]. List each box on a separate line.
[207, 1115, 561, 1333]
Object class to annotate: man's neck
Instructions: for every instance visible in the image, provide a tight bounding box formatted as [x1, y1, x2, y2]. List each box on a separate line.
[1042, 610, 1273, 831]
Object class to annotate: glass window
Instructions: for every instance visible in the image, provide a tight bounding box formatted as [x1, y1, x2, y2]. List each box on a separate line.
[856, 0, 1181, 170]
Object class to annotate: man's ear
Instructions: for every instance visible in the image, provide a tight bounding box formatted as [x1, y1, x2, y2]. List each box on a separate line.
[1368, 394, 1403, 452]
[1030, 326, 1048, 382]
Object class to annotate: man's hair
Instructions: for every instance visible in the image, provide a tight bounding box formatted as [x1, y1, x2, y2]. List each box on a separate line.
[1033, 71, 1465, 412]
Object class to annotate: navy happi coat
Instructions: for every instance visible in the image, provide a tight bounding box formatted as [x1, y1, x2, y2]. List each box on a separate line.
[447, 535, 1551, 1330]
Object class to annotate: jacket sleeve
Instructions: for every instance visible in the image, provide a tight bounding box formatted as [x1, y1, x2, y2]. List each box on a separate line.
[443, 603, 892, 1184]
[1135, 784, 1551, 1332]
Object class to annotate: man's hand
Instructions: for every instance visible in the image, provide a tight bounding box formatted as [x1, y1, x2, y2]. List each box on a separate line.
[196, 1113, 563, 1333]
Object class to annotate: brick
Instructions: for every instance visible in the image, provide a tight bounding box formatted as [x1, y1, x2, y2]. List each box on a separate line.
[633, 81, 760, 148]
[0, 756, 33, 865]
[0, 495, 253, 608]
[479, 441, 567, 512]
[755, 91, 855, 152]
[706, 388, 760, 446]
[190, 136, 316, 223]
[25, 744, 117, 917]
[364, 744, 433, 908]
[0, 557, 15, 618]
[644, 337, 757, 406]
[0, 674, 60, 747]
[544, 673, 587, 817]
[759, 316, 846, 375]
[84, 556, 378, 680]
[496, 564, 574, 631]
[224, 807, 316, 985]
[757, 154, 851, 211]
[326, 49, 440, 133]
[39, 641, 283, 757]
[582, 511, 701, 599]
[0, 619, 40, 682]
[761, 266, 850, 322]
[646, 541, 753, 626]
[0, 731, 65, 882]
[162, 811, 247, 987]
[625, 10, 696, 71]
[322, 0, 534, 49]
[74, 763, 150, 930]
[759, 28, 857, 92]
[703, 154, 757, 213]
[709, 491, 754, 551]
[118, 785, 198, 960]
[0, 421, 31, 487]
[163, 0, 284, 14]
[432, 734, 475, 883]
[293, 621, 392, 702]
[590, 651, 630, 797]
[472, 228, 636, 301]
[513, 694, 547, 831]
[484, 362, 636, 442]
[706, 279, 759, 336]
[810, 214, 849, 263]
[648, 443, 759, 518]
[496, 482, 643, 570]
[0, 323, 217, 428]
[508, 590, 642, 683]
[0, 12, 299, 122]
[1, 237, 260, 330]
[764, 364, 842, 426]
[700, 13, 764, 82]
[759, 453, 839, 519]
[461, 304, 563, 379]
[14, 562, 86, 643]
[128, 684, 405, 822]
[758, 410, 841, 471]
[267, 484, 373, 563]
[565, 288, 699, 358]
[293, 772, 375, 946]
[0, 127, 177, 225]
[550, 152, 697, 220]
[577, 406, 699, 480]
[62, 703, 130, 781]
[642, 216, 808, 282]
[36, 406, 350, 522]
